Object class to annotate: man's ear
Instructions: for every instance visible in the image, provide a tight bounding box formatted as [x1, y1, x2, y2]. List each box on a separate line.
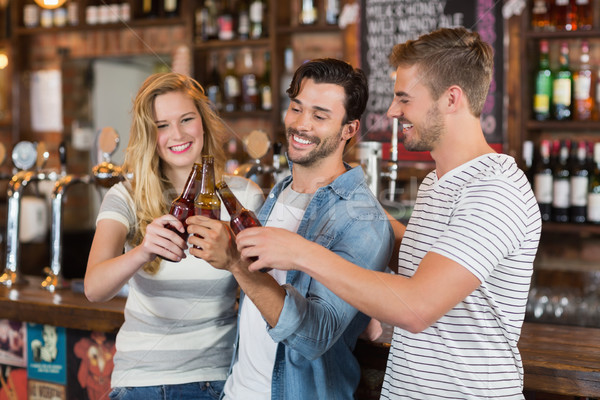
[342, 120, 360, 141]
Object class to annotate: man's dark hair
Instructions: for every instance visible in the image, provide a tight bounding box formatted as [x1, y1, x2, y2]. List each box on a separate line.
[286, 58, 368, 124]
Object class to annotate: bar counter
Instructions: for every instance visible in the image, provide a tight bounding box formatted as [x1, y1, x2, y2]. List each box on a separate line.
[0, 277, 599, 397]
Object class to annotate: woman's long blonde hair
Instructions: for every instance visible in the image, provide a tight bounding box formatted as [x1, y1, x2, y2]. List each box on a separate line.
[122, 72, 227, 274]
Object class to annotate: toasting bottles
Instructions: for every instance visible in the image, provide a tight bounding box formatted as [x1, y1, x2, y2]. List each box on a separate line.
[217, 180, 260, 234]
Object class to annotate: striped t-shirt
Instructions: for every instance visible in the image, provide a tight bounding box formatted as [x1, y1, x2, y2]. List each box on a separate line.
[96, 175, 264, 388]
[381, 153, 541, 400]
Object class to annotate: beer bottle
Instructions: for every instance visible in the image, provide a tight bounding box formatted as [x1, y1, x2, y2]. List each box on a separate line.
[195, 155, 221, 220]
[217, 180, 270, 271]
[166, 163, 200, 240]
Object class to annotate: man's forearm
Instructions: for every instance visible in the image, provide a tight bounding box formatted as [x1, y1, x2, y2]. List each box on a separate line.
[231, 259, 287, 327]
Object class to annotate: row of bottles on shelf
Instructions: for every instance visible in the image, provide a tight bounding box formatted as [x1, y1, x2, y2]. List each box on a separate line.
[525, 138, 600, 224]
[531, 0, 593, 31]
[202, 45, 296, 118]
[533, 39, 600, 121]
[195, 0, 267, 42]
[204, 49, 272, 113]
[22, 0, 180, 29]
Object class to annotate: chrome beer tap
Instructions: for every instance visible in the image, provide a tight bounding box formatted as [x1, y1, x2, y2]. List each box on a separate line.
[380, 118, 400, 202]
[0, 141, 58, 287]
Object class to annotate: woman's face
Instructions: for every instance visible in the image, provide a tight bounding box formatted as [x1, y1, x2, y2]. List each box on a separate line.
[154, 90, 204, 173]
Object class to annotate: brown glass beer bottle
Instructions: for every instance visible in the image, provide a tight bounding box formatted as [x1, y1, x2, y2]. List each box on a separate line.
[195, 155, 221, 220]
[216, 180, 270, 271]
[166, 163, 200, 240]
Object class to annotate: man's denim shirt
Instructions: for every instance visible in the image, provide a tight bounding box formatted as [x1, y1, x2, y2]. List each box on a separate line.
[228, 163, 394, 400]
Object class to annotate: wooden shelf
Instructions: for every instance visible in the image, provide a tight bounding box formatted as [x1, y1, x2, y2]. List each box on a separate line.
[15, 17, 186, 35]
[525, 29, 600, 39]
[526, 120, 600, 131]
[542, 222, 600, 235]
[276, 24, 341, 35]
[194, 37, 271, 50]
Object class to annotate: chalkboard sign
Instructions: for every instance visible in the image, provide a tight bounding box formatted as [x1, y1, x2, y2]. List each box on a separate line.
[359, 0, 504, 158]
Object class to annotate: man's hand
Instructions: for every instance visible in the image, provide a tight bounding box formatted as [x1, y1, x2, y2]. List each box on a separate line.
[236, 227, 315, 272]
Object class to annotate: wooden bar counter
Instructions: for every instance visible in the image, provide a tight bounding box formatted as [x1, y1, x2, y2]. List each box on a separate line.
[355, 322, 600, 398]
[0, 277, 598, 397]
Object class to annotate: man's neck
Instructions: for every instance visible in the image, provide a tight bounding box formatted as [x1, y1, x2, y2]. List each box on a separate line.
[290, 158, 347, 194]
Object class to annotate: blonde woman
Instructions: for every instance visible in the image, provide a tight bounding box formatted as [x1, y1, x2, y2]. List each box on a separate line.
[85, 72, 263, 400]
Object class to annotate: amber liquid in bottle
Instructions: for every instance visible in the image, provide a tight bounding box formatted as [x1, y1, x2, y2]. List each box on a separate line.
[166, 163, 201, 240]
[216, 180, 270, 272]
[195, 155, 221, 220]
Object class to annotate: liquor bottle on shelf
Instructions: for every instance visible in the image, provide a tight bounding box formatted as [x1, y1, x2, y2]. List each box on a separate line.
[552, 42, 573, 121]
[249, 0, 264, 39]
[166, 163, 201, 241]
[326, 0, 340, 25]
[205, 53, 223, 112]
[552, 139, 571, 223]
[223, 52, 241, 112]
[140, 0, 160, 19]
[164, 0, 179, 18]
[531, 0, 551, 31]
[552, 0, 576, 31]
[534, 139, 553, 222]
[237, 0, 250, 40]
[570, 140, 589, 223]
[587, 142, 600, 223]
[573, 41, 593, 121]
[195, 155, 221, 220]
[300, 0, 317, 25]
[240, 50, 259, 112]
[259, 51, 273, 111]
[576, 0, 592, 30]
[522, 140, 535, 184]
[197, 0, 219, 41]
[533, 40, 553, 121]
[280, 46, 295, 123]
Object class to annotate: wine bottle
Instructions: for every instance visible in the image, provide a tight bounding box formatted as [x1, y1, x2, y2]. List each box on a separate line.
[570, 140, 589, 223]
[300, 0, 317, 25]
[573, 41, 593, 121]
[522, 140, 534, 184]
[587, 142, 600, 223]
[534, 139, 553, 222]
[531, 0, 550, 30]
[167, 163, 201, 240]
[552, 0, 576, 31]
[552, 139, 571, 222]
[164, 0, 179, 18]
[533, 40, 552, 121]
[552, 42, 573, 121]
[195, 155, 221, 220]
[223, 52, 241, 112]
[237, 0, 250, 40]
[576, 0, 592, 30]
[240, 50, 259, 112]
[217, 0, 235, 41]
[326, 0, 339, 25]
[206, 53, 223, 112]
[249, 0, 264, 39]
[259, 51, 273, 111]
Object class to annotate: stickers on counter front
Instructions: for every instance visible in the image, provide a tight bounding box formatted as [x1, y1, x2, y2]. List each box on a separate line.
[27, 323, 67, 385]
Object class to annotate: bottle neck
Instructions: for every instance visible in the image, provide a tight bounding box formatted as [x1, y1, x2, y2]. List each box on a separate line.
[217, 181, 242, 216]
[200, 158, 216, 194]
[179, 164, 200, 201]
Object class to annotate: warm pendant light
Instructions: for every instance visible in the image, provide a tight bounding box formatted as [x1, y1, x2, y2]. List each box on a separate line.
[34, 0, 67, 10]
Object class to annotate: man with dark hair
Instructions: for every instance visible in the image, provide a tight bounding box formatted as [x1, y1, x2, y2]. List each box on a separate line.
[188, 58, 394, 399]
[236, 28, 541, 399]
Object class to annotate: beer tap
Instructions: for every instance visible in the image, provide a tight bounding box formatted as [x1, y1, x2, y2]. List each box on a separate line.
[0, 141, 58, 287]
[380, 118, 400, 202]
[234, 130, 289, 188]
[44, 142, 92, 291]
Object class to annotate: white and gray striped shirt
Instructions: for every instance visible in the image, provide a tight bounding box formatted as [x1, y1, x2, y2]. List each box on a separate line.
[97, 175, 264, 388]
[381, 153, 541, 400]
